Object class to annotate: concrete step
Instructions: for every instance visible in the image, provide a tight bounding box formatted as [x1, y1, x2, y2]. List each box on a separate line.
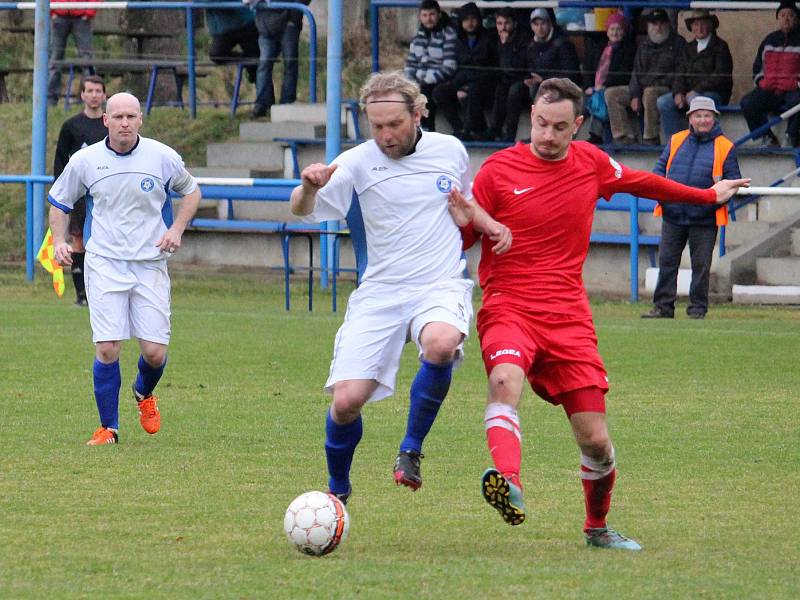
[240, 121, 325, 142]
[206, 142, 284, 171]
[732, 284, 800, 304]
[753, 195, 800, 222]
[792, 228, 800, 255]
[189, 166, 283, 179]
[756, 256, 800, 284]
[725, 220, 771, 248]
[270, 103, 362, 139]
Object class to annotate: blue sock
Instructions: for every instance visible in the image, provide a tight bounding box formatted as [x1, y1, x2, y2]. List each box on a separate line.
[93, 359, 121, 430]
[400, 359, 453, 453]
[134, 354, 166, 398]
[325, 411, 363, 495]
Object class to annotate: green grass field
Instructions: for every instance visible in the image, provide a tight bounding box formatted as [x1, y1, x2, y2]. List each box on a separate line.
[1, 267, 798, 599]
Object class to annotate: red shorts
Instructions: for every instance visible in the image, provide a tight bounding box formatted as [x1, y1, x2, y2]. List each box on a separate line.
[477, 301, 609, 409]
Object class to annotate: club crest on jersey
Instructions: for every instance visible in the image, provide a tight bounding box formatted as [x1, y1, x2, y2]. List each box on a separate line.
[140, 177, 155, 192]
[609, 156, 622, 179]
[436, 175, 452, 193]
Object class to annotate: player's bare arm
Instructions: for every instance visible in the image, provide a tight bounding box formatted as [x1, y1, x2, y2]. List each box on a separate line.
[448, 188, 512, 254]
[49, 204, 73, 267]
[291, 163, 338, 216]
[712, 178, 751, 204]
[156, 186, 202, 254]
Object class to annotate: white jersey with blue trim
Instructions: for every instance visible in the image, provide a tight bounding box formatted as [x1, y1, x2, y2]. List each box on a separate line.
[48, 136, 197, 261]
[308, 131, 471, 285]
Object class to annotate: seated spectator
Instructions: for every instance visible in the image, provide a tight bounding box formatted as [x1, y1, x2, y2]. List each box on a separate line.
[404, 0, 458, 131]
[202, 0, 260, 84]
[581, 12, 636, 145]
[47, 0, 97, 106]
[740, 0, 800, 147]
[486, 7, 530, 140]
[433, 2, 496, 140]
[497, 8, 580, 141]
[657, 10, 732, 139]
[249, 0, 311, 119]
[606, 8, 684, 145]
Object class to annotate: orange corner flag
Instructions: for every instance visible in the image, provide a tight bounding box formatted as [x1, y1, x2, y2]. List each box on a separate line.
[36, 228, 65, 298]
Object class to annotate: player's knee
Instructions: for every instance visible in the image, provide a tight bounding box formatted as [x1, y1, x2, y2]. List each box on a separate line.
[579, 430, 612, 459]
[141, 345, 167, 367]
[95, 341, 121, 363]
[421, 331, 461, 364]
[487, 365, 524, 402]
[331, 388, 368, 423]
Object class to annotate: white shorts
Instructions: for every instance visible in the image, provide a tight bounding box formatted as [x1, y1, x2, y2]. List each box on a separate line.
[84, 253, 171, 344]
[325, 277, 474, 402]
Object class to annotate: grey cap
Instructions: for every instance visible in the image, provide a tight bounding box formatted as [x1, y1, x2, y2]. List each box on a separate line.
[530, 8, 550, 22]
[687, 96, 720, 115]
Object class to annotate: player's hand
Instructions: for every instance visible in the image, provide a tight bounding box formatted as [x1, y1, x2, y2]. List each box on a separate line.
[156, 227, 182, 255]
[485, 218, 512, 255]
[301, 163, 338, 192]
[54, 242, 73, 267]
[712, 178, 751, 204]
[447, 188, 475, 227]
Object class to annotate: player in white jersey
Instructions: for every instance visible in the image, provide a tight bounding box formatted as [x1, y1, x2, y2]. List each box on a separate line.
[290, 71, 512, 503]
[48, 92, 202, 446]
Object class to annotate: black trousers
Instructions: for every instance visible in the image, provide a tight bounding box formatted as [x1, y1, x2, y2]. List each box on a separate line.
[502, 80, 538, 139]
[209, 23, 260, 81]
[432, 77, 492, 134]
[652, 220, 718, 316]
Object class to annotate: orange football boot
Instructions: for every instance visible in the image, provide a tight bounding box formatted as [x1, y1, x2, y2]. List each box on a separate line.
[138, 396, 161, 434]
[86, 427, 118, 445]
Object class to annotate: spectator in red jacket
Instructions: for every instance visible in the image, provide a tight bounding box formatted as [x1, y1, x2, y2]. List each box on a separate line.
[740, 0, 800, 147]
[47, 0, 98, 106]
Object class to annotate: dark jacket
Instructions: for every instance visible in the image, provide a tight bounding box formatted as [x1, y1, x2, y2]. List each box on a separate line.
[492, 27, 530, 84]
[654, 122, 741, 226]
[451, 24, 496, 87]
[628, 32, 685, 99]
[582, 37, 637, 89]
[672, 34, 733, 104]
[524, 28, 581, 85]
[753, 27, 800, 93]
[200, 0, 255, 36]
[253, 0, 310, 37]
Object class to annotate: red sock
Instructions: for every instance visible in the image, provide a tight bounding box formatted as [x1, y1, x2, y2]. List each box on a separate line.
[485, 403, 522, 488]
[581, 467, 616, 531]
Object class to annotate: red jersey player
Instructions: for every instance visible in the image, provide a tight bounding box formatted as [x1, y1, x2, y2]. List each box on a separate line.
[449, 78, 749, 551]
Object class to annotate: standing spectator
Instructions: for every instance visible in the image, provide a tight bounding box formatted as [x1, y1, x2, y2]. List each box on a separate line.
[643, 97, 741, 320]
[433, 3, 496, 140]
[657, 10, 732, 139]
[47, 0, 97, 106]
[48, 92, 202, 445]
[249, 0, 311, 119]
[581, 12, 636, 145]
[497, 8, 580, 142]
[740, 0, 800, 147]
[486, 8, 529, 140]
[405, 0, 458, 131]
[606, 8, 685, 145]
[52, 75, 108, 307]
[201, 0, 260, 85]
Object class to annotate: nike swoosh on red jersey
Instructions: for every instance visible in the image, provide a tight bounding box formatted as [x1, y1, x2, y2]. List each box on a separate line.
[513, 187, 535, 195]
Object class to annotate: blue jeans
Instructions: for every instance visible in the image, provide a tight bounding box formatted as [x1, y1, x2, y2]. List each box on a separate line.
[255, 22, 300, 109]
[657, 91, 722, 140]
[47, 16, 94, 102]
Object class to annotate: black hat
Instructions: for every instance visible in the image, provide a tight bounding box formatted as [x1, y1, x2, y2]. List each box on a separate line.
[459, 2, 481, 21]
[645, 9, 670, 24]
[419, 0, 440, 11]
[776, 0, 800, 18]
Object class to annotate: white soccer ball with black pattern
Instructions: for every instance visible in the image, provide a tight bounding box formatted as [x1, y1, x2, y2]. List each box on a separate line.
[283, 491, 349, 556]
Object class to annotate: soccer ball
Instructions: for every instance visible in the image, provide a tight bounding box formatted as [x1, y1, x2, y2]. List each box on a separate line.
[283, 491, 350, 556]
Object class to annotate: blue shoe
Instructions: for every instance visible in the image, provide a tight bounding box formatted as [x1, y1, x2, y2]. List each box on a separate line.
[481, 468, 525, 526]
[585, 526, 642, 551]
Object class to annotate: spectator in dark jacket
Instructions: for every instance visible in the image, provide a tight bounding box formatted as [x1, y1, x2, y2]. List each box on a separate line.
[643, 96, 741, 320]
[657, 10, 732, 139]
[606, 8, 685, 144]
[404, 0, 458, 131]
[249, 0, 311, 118]
[740, 0, 800, 147]
[486, 7, 529, 140]
[202, 0, 260, 84]
[433, 3, 496, 139]
[498, 8, 580, 141]
[581, 12, 636, 144]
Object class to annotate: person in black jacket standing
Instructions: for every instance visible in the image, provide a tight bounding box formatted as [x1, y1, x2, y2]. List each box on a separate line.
[581, 12, 636, 144]
[498, 8, 580, 142]
[433, 2, 496, 140]
[52, 75, 107, 307]
[486, 7, 529, 141]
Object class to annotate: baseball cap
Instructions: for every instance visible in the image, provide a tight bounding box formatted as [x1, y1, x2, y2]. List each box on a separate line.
[645, 8, 670, 23]
[530, 8, 550, 22]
